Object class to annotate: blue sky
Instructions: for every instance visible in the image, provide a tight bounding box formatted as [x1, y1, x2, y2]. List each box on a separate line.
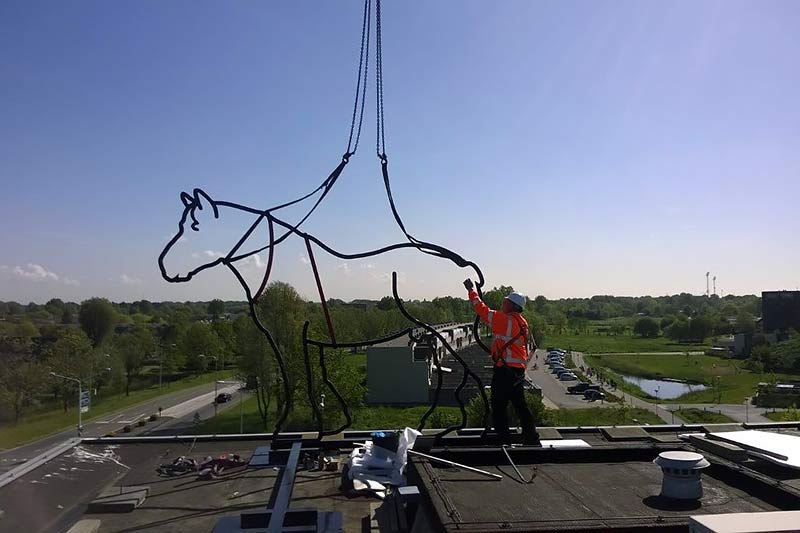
[1, 0, 798, 304]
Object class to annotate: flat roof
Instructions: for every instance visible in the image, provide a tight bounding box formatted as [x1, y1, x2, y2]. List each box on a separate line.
[409, 446, 800, 531]
[2, 424, 800, 532]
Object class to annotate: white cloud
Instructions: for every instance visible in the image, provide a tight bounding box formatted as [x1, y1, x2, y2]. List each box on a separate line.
[2, 263, 77, 284]
[63, 277, 80, 286]
[120, 274, 143, 285]
[360, 263, 375, 270]
[204, 250, 225, 258]
[240, 253, 265, 269]
[369, 270, 406, 284]
[336, 262, 351, 274]
[299, 255, 311, 265]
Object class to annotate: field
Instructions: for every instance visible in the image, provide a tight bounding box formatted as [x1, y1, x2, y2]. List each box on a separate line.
[673, 408, 736, 424]
[195, 396, 662, 435]
[765, 409, 800, 422]
[0, 370, 236, 449]
[546, 332, 708, 354]
[546, 407, 662, 426]
[585, 353, 791, 404]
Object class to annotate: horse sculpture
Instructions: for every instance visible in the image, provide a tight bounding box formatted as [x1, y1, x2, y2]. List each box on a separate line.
[158, 184, 493, 440]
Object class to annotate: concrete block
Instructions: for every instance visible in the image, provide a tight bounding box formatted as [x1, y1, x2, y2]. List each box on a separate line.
[66, 519, 101, 533]
[688, 435, 748, 463]
[601, 426, 652, 441]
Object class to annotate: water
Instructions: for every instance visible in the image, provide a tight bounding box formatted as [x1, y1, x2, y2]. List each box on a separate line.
[619, 374, 707, 400]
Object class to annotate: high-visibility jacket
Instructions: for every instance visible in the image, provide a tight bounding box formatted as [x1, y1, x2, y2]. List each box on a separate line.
[468, 289, 529, 369]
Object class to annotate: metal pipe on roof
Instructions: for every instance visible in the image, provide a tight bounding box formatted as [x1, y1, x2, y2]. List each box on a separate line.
[407, 450, 502, 480]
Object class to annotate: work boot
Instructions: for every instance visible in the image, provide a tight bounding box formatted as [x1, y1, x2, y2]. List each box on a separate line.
[523, 431, 542, 447]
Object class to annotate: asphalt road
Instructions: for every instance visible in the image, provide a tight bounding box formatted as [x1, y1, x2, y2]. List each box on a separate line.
[0, 380, 245, 474]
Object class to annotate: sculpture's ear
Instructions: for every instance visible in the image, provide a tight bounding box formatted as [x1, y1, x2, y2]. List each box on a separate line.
[193, 189, 219, 219]
[181, 191, 193, 208]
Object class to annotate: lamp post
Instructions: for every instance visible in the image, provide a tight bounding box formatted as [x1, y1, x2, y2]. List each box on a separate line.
[50, 371, 83, 436]
[87, 353, 111, 397]
[745, 396, 750, 424]
[240, 379, 245, 433]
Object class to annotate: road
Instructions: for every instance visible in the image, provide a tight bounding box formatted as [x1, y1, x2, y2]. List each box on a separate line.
[0, 380, 246, 474]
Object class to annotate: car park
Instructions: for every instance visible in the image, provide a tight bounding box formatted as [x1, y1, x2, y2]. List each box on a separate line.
[568, 383, 600, 394]
[584, 389, 606, 402]
[559, 373, 578, 381]
[551, 366, 565, 374]
[555, 368, 572, 377]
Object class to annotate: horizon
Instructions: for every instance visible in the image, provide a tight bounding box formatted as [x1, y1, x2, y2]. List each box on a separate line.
[1, 1, 798, 304]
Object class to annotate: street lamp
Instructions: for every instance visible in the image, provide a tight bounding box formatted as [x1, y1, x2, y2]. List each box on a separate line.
[745, 396, 750, 424]
[88, 353, 111, 397]
[50, 371, 83, 436]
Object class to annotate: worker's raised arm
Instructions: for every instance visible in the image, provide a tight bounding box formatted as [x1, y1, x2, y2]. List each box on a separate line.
[463, 279, 505, 334]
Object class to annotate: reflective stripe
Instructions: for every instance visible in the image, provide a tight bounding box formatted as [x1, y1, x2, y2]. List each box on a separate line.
[505, 354, 527, 365]
[495, 334, 513, 341]
[505, 317, 513, 337]
[487, 310, 494, 328]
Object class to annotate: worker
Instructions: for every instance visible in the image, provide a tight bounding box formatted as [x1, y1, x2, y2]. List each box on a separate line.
[463, 279, 540, 445]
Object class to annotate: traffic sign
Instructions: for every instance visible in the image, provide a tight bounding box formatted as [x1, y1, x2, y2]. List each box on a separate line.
[80, 390, 90, 413]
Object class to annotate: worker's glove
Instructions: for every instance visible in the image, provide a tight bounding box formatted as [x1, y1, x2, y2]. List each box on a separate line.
[463, 278, 474, 291]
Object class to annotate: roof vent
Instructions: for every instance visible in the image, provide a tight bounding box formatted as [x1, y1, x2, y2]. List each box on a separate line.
[654, 451, 710, 500]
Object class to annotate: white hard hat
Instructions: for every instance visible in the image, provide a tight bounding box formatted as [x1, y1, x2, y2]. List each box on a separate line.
[505, 292, 526, 310]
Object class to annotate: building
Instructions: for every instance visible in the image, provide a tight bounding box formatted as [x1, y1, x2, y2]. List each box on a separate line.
[365, 323, 476, 405]
[762, 290, 800, 334]
[3, 422, 800, 532]
[711, 333, 752, 358]
[754, 381, 800, 407]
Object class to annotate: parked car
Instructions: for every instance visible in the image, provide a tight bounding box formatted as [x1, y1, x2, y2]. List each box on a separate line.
[555, 368, 572, 377]
[551, 366, 565, 374]
[547, 357, 564, 365]
[584, 389, 606, 402]
[215, 393, 232, 404]
[568, 383, 600, 394]
[559, 373, 578, 381]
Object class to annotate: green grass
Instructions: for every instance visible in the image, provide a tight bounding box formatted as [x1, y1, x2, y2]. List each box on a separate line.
[765, 409, 800, 422]
[546, 407, 662, 426]
[673, 408, 736, 424]
[195, 396, 466, 435]
[546, 333, 708, 354]
[0, 370, 235, 450]
[195, 395, 663, 436]
[585, 353, 794, 404]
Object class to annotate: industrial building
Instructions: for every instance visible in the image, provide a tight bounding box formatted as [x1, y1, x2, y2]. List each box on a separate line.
[762, 290, 800, 334]
[365, 322, 477, 405]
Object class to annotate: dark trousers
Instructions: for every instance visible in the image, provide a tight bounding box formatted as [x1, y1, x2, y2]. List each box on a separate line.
[491, 366, 538, 445]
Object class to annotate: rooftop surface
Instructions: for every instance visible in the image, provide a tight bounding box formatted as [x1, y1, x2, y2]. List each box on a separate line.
[1, 424, 800, 532]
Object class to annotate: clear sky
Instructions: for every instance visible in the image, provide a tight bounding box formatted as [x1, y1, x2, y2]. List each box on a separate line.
[1, 0, 798, 304]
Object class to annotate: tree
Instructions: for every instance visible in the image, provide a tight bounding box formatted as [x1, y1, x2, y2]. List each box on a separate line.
[660, 315, 676, 330]
[0, 338, 47, 424]
[180, 322, 223, 373]
[633, 317, 660, 338]
[208, 299, 226, 319]
[735, 309, 756, 335]
[482, 286, 515, 311]
[79, 298, 116, 347]
[113, 326, 156, 395]
[61, 307, 74, 324]
[15, 318, 39, 338]
[43, 330, 93, 412]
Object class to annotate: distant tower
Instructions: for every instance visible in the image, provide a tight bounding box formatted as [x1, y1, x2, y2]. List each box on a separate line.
[713, 276, 717, 296]
[706, 272, 710, 297]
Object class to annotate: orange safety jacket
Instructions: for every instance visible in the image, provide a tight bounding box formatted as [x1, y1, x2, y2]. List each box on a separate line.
[468, 289, 529, 369]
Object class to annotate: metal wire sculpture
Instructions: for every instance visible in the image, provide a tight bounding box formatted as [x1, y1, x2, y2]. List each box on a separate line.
[157, 0, 495, 441]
